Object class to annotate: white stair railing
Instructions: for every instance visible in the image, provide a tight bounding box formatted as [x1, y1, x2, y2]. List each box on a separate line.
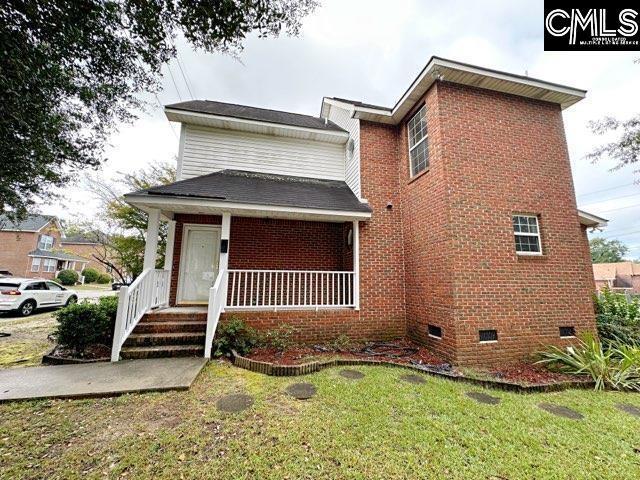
[111, 268, 170, 362]
[227, 270, 355, 309]
[204, 268, 227, 358]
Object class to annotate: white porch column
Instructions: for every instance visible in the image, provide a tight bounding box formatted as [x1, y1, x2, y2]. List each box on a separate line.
[219, 213, 231, 310]
[163, 220, 176, 272]
[143, 208, 161, 270]
[353, 220, 360, 310]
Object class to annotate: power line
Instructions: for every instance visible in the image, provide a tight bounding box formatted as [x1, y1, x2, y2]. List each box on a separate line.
[176, 54, 195, 100]
[596, 202, 640, 214]
[580, 191, 640, 207]
[153, 93, 179, 141]
[166, 64, 183, 102]
[576, 182, 636, 198]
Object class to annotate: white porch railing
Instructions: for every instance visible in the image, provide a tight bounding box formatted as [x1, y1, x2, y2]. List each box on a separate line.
[205, 268, 228, 358]
[227, 269, 355, 309]
[111, 268, 170, 361]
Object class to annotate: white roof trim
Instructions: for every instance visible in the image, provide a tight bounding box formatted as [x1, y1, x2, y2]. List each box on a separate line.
[322, 56, 587, 125]
[125, 194, 372, 223]
[165, 108, 349, 144]
[578, 209, 608, 228]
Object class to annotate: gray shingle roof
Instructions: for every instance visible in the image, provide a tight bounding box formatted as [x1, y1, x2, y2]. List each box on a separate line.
[0, 214, 55, 232]
[131, 170, 372, 214]
[166, 100, 346, 133]
[28, 249, 88, 262]
[61, 236, 99, 245]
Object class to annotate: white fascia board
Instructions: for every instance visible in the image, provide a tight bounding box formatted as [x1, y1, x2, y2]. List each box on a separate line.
[124, 194, 372, 222]
[165, 108, 350, 143]
[577, 209, 608, 228]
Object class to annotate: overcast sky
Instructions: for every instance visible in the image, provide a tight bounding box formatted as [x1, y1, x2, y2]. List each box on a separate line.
[44, 0, 640, 258]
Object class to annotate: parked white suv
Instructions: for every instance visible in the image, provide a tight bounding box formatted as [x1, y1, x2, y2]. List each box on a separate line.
[0, 278, 78, 316]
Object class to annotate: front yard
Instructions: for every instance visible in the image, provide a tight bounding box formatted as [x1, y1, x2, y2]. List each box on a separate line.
[1, 362, 639, 479]
[0, 312, 56, 368]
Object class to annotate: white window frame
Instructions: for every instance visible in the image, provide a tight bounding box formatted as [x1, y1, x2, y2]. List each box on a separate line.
[513, 215, 542, 256]
[407, 104, 429, 177]
[31, 257, 41, 272]
[38, 234, 54, 251]
[42, 258, 56, 273]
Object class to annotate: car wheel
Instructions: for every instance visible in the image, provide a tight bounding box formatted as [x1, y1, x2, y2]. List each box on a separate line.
[18, 300, 36, 317]
[65, 295, 78, 306]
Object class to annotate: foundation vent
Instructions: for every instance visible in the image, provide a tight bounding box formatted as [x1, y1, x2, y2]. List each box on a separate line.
[559, 326, 576, 338]
[427, 324, 442, 339]
[479, 329, 498, 343]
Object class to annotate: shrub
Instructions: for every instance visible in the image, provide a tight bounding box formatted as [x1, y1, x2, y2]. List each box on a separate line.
[81, 267, 100, 283]
[54, 301, 111, 355]
[96, 273, 112, 284]
[56, 269, 79, 286]
[263, 324, 297, 352]
[594, 288, 640, 347]
[537, 334, 640, 391]
[98, 295, 118, 323]
[212, 317, 259, 357]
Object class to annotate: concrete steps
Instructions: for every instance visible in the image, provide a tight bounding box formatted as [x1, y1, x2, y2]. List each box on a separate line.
[119, 309, 208, 360]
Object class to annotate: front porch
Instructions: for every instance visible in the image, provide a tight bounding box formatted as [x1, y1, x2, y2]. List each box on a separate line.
[110, 171, 371, 361]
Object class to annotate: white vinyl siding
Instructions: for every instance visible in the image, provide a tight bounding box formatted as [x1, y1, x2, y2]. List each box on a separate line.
[326, 104, 361, 198]
[180, 125, 346, 181]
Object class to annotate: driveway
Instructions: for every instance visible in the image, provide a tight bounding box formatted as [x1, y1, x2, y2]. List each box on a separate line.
[76, 287, 116, 301]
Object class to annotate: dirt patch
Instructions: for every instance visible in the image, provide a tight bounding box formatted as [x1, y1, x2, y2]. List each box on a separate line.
[400, 374, 427, 385]
[339, 369, 365, 380]
[616, 403, 640, 418]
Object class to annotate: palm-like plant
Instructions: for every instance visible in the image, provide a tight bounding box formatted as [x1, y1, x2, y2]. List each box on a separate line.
[537, 334, 640, 391]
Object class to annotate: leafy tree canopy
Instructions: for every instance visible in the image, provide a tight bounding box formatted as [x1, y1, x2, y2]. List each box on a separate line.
[590, 238, 629, 263]
[0, 0, 317, 218]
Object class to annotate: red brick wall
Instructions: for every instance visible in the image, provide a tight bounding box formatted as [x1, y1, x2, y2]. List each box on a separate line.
[394, 81, 597, 365]
[0, 221, 64, 279]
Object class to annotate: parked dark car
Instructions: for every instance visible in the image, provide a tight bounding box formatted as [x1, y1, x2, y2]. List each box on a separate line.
[111, 282, 130, 291]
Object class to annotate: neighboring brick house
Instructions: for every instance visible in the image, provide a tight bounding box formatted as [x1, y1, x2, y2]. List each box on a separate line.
[0, 214, 89, 280]
[60, 236, 112, 276]
[112, 56, 607, 365]
[593, 262, 640, 295]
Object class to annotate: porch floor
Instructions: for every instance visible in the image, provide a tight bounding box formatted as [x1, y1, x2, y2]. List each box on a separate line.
[153, 306, 208, 314]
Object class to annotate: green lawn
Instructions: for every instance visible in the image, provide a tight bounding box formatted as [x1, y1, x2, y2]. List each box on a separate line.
[1, 363, 639, 479]
[0, 312, 56, 368]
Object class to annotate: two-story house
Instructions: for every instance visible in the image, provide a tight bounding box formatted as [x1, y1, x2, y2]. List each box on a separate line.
[110, 56, 607, 366]
[0, 214, 89, 279]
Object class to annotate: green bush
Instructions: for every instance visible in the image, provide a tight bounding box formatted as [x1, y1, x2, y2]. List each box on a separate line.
[81, 267, 100, 283]
[537, 334, 640, 391]
[98, 295, 118, 324]
[594, 288, 640, 347]
[56, 269, 79, 286]
[263, 324, 297, 352]
[212, 317, 259, 357]
[54, 301, 111, 355]
[96, 273, 112, 284]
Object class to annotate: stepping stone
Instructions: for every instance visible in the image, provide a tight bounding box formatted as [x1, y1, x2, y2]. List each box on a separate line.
[286, 383, 317, 400]
[339, 369, 365, 380]
[616, 403, 640, 417]
[400, 374, 426, 385]
[466, 391, 500, 405]
[216, 393, 254, 413]
[538, 403, 583, 420]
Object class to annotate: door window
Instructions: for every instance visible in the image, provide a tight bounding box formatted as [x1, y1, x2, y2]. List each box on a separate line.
[24, 282, 48, 291]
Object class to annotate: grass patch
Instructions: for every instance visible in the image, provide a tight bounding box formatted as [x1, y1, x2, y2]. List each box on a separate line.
[0, 312, 56, 368]
[1, 363, 639, 478]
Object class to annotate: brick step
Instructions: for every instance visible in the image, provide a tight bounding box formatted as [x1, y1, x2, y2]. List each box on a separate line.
[133, 321, 207, 334]
[120, 344, 204, 360]
[123, 332, 206, 347]
[141, 313, 208, 323]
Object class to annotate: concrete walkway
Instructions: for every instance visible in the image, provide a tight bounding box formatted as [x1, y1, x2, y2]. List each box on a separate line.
[0, 357, 207, 403]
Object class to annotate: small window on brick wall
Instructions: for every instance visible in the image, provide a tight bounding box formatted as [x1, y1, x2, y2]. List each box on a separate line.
[513, 215, 542, 255]
[559, 326, 576, 338]
[428, 324, 442, 339]
[407, 105, 429, 176]
[479, 329, 498, 343]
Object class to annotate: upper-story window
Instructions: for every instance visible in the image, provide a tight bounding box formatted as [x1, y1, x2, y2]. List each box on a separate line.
[38, 234, 54, 251]
[407, 105, 429, 176]
[513, 215, 542, 255]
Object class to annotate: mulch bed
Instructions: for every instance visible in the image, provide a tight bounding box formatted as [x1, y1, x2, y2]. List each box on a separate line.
[489, 363, 579, 385]
[42, 344, 111, 365]
[246, 339, 449, 369]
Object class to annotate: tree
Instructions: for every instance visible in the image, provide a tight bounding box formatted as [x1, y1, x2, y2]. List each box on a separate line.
[0, 0, 317, 219]
[586, 59, 639, 171]
[86, 161, 176, 281]
[590, 238, 629, 263]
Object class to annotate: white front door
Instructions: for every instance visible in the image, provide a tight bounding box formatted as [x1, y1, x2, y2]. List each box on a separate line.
[177, 225, 221, 304]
